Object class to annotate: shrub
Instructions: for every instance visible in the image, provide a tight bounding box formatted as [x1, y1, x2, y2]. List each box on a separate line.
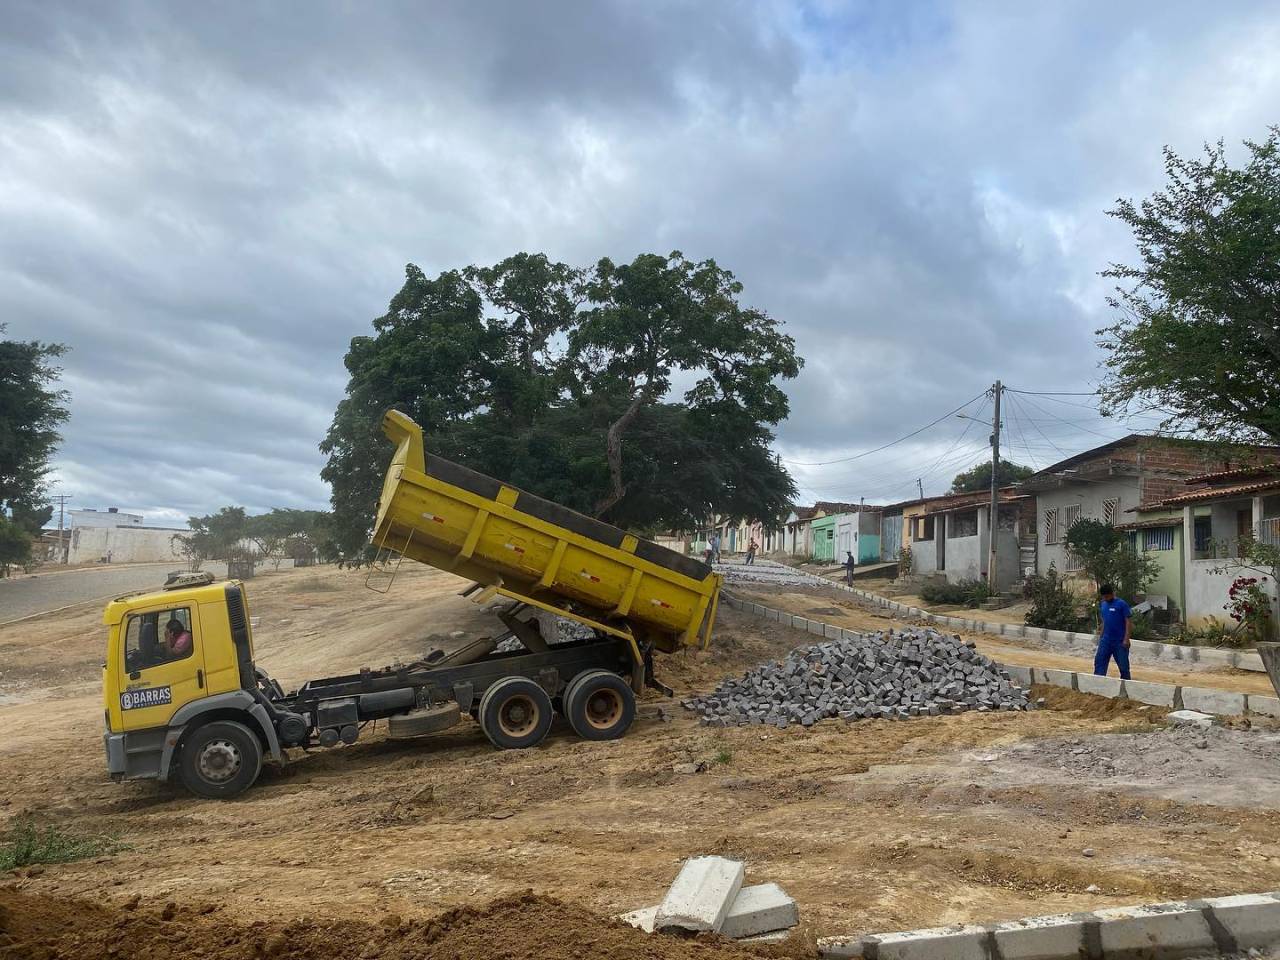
[1224, 575, 1273, 642]
[1129, 611, 1156, 641]
[1168, 616, 1243, 648]
[920, 578, 992, 607]
[1023, 566, 1084, 631]
[0, 820, 127, 870]
[896, 546, 914, 578]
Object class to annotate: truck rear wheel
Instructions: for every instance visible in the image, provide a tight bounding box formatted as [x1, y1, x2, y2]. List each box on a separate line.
[178, 720, 262, 799]
[563, 669, 635, 741]
[478, 677, 553, 749]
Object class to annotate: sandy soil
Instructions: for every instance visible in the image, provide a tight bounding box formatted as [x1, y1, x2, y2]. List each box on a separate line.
[4, 564, 1280, 950]
[735, 582, 1278, 697]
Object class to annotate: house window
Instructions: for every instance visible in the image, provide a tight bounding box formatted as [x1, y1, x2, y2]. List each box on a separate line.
[1103, 498, 1120, 525]
[1043, 507, 1059, 544]
[949, 509, 978, 538]
[1142, 527, 1175, 551]
[1194, 516, 1213, 554]
[915, 516, 935, 542]
[1063, 504, 1081, 535]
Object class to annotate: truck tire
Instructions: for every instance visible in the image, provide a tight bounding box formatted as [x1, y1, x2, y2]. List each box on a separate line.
[387, 704, 462, 739]
[478, 677, 553, 750]
[563, 670, 635, 741]
[177, 720, 262, 799]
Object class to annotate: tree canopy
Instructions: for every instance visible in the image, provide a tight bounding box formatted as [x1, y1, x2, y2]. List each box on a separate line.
[949, 459, 1034, 494]
[321, 252, 803, 560]
[174, 506, 335, 566]
[0, 325, 69, 572]
[1098, 128, 1280, 442]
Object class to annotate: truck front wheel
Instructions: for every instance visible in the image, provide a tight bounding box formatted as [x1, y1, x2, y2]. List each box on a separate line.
[478, 677, 553, 749]
[178, 720, 263, 799]
[563, 670, 635, 741]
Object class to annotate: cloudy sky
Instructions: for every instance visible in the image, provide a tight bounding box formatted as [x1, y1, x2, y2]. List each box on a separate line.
[4, 1, 1279, 524]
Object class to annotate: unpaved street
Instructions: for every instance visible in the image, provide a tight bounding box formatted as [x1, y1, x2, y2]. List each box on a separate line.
[5, 563, 1280, 955]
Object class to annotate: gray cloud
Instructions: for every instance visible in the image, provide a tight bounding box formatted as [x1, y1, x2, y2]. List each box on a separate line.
[2, 0, 1278, 522]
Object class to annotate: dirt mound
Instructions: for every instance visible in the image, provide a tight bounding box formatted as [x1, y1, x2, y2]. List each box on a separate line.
[0, 888, 810, 960]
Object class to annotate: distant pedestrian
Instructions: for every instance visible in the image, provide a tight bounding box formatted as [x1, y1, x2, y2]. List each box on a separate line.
[746, 539, 758, 565]
[710, 533, 721, 563]
[843, 551, 857, 585]
[1093, 583, 1132, 679]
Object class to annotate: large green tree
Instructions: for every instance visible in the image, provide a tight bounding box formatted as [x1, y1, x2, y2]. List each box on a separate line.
[1098, 128, 1280, 441]
[321, 252, 802, 560]
[949, 459, 1034, 494]
[0, 325, 69, 569]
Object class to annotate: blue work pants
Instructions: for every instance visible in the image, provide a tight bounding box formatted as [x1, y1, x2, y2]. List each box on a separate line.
[1093, 637, 1131, 679]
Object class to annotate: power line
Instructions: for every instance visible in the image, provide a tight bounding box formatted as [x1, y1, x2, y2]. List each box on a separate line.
[1003, 396, 1042, 469]
[1013, 392, 1131, 443]
[1005, 388, 1098, 397]
[780, 389, 989, 466]
[1006, 392, 1070, 457]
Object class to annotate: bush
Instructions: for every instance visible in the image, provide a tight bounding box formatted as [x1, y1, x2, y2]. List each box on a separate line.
[0, 819, 127, 870]
[1129, 611, 1157, 641]
[896, 546, 914, 578]
[1023, 566, 1084, 631]
[1169, 616, 1250, 648]
[920, 578, 992, 607]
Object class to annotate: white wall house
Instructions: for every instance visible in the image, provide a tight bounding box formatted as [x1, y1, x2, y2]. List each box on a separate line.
[1022, 435, 1248, 580]
[1143, 469, 1280, 630]
[68, 507, 143, 529]
[906, 491, 1030, 587]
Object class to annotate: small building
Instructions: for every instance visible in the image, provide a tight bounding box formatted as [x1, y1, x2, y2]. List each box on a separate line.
[1131, 466, 1280, 628]
[903, 489, 1034, 586]
[783, 506, 820, 557]
[69, 507, 143, 529]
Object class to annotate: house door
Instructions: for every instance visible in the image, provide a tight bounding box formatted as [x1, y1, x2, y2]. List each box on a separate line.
[937, 520, 946, 571]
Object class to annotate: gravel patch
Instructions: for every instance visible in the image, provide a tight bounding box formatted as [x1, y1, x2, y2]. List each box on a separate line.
[683, 627, 1034, 728]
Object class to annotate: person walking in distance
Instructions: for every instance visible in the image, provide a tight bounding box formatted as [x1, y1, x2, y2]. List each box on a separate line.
[1093, 583, 1132, 679]
[709, 533, 721, 563]
[745, 538, 758, 565]
[843, 551, 857, 585]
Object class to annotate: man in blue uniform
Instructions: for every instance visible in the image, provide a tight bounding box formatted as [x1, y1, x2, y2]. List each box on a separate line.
[1094, 583, 1132, 679]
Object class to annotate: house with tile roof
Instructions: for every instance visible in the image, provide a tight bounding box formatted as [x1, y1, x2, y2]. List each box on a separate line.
[898, 488, 1036, 586]
[1127, 464, 1280, 629]
[1019, 435, 1279, 588]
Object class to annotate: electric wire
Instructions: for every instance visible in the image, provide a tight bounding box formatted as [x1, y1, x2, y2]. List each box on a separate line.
[780, 389, 990, 466]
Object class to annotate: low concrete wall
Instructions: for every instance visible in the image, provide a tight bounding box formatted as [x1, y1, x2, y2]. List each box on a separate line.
[819, 892, 1280, 959]
[67, 525, 189, 565]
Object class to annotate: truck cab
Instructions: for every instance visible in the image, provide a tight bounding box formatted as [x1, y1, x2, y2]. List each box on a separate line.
[102, 572, 284, 798]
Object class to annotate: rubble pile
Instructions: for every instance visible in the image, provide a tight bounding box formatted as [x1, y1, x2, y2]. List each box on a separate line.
[683, 627, 1033, 727]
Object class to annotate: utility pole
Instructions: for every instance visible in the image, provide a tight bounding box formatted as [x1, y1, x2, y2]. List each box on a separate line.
[987, 381, 1003, 591]
[916, 478, 924, 501]
[51, 493, 73, 564]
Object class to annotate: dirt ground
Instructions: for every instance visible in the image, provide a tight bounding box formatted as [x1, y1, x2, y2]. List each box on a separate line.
[5, 564, 1280, 954]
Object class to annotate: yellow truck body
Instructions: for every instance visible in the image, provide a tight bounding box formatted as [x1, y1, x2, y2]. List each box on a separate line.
[373, 409, 721, 658]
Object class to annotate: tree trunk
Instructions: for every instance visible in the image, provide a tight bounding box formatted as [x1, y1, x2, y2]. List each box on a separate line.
[593, 391, 649, 519]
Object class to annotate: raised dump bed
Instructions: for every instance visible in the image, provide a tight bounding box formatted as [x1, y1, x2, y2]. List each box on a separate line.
[373, 409, 722, 657]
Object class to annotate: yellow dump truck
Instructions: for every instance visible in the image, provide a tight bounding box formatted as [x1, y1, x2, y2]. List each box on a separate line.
[101, 409, 721, 798]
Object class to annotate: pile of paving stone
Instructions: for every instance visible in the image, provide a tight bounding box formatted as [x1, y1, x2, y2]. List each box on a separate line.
[683, 627, 1033, 727]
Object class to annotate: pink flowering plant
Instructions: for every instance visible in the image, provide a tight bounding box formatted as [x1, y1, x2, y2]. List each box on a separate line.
[1224, 575, 1273, 641]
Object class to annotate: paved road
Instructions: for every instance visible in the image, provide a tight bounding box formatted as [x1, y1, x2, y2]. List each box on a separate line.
[0, 563, 229, 623]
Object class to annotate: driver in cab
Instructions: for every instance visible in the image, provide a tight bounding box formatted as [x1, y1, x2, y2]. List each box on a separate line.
[163, 618, 192, 658]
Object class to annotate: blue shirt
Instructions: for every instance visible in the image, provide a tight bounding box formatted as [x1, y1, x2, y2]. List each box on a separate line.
[1099, 598, 1131, 643]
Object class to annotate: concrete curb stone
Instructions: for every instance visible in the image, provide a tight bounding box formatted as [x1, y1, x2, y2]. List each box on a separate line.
[1181, 686, 1248, 717]
[654, 856, 745, 933]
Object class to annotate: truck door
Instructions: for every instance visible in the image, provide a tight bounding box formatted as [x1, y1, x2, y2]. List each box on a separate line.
[117, 602, 208, 733]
